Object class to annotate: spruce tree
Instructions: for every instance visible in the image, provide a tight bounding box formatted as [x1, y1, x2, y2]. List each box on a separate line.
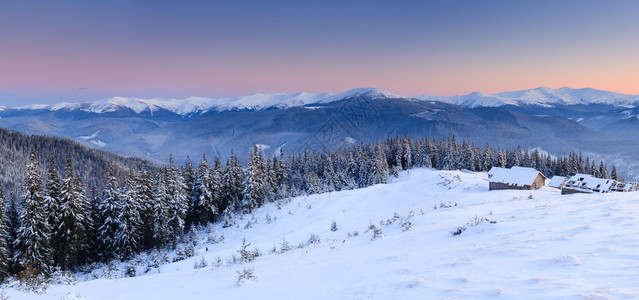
[0, 186, 9, 281]
[183, 156, 197, 229]
[195, 155, 215, 225]
[304, 171, 321, 194]
[55, 158, 87, 269]
[86, 185, 101, 262]
[115, 169, 142, 259]
[5, 194, 21, 273]
[153, 169, 172, 249]
[210, 156, 224, 220]
[97, 165, 121, 260]
[45, 157, 63, 266]
[321, 153, 337, 192]
[16, 149, 52, 275]
[222, 151, 244, 215]
[45, 157, 62, 237]
[401, 137, 412, 170]
[482, 143, 492, 171]
[265, 155, 277, 200]
[371, 142, 390, 184]
[74, 169, 92, 265]
[243, 146, 266, 213]
[497, 150, 507, 168]
[137, 161, 155, 249]
[275, 148, 289, 195]
[166, 156, 187, 250]
[599, 161, 610, 179]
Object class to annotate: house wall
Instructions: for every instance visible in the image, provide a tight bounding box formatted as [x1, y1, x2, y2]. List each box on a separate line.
[489, 173, 545, 191]
[561, 188, 592, 195]
[489, 182, 532, 191]
[532, 174, 545, 189]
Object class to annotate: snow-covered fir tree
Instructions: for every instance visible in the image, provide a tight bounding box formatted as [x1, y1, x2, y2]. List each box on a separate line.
[210, 156, 224, 220]
[153, 168, 172, 249]
[321, 153, 337, 192]
[304, 171, 321, 195]
[115, 169, 142, 259]
[599, 161, 610, 179]
[73, 175, 92, 265]
[5, 193, 21, 273]
[45, 157, 62, 238]
[15, 149, 52, 275]
[371, 142, 390, 184]
[166, 155, 187, 250]
[0, 186, 9, 281]
[274, 148, 289, 196]
[86, 185, 101, 262]
[44, 157, 63, 267]
[136, 161, 156, 249]
[54, 158, 88, 270]
[194, 155, 216, 225]
[97, 165, 121, 260]
[183, 156, 197, 228]
[243, 146, 266, 213]
[222, 151, 244, 215]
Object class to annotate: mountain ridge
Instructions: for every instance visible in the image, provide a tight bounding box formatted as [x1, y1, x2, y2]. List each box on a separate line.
[7, 87, 639, 116]
[414, 87, 639, 108]
[11, 87, 401, 116]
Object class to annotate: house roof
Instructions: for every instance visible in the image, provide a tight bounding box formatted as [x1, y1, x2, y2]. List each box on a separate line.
[549, 176, 567, 188]
[565, 174, 615, 193]
[488, 166, 545, 186]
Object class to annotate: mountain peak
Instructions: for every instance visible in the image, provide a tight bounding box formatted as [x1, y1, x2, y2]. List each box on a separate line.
[325, 88, 402, 102]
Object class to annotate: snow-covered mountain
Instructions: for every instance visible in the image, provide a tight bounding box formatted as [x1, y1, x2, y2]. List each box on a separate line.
[5, 85, 639, 180]
[5, 168, 639, 299]
[14, 88, 401, 116]
[9, 87, 639, 117]
[414, 87, 639, 108]
[4, 87, 639, 179]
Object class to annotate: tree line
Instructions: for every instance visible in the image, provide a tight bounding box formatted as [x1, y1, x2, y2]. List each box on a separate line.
[0, 135, 617, 281]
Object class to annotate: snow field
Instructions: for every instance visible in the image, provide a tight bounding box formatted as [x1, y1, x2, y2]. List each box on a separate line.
[6, 168, 639, 299]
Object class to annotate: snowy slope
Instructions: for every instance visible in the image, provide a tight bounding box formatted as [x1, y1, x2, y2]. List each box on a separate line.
[13, 88, 401, 116]
[413, 87, 639, 108]
[6, 168, 639, 299]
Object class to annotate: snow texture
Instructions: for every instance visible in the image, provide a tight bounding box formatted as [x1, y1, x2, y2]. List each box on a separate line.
[5, 168, 639, 299]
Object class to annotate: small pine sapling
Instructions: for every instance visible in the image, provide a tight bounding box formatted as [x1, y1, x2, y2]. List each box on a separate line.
[331, 221, 338, 232]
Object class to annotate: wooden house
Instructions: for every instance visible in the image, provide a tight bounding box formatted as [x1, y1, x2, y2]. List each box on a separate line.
[561, 174, 616, 195]
[548, 176, 567, 189]
[610, 181, 639, 192]
[488, 166, 546, 191]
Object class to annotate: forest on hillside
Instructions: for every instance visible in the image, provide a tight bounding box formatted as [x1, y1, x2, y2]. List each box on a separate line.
[0, 133, 617, 284]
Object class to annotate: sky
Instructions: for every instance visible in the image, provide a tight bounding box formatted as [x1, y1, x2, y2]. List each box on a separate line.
[1, 0, 639, 106]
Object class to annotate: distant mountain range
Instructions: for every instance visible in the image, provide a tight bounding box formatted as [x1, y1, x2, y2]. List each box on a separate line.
[2, 86, 639, 178]
[3, 88, 401, 116]
[415, 87, 639, 108]
[4, 87, 639, 116]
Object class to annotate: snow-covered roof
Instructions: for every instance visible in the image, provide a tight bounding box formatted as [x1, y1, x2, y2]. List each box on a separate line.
[488, 166, 544, 186]
[564, 174, 616, 193]
[548, 176, 567, 188]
